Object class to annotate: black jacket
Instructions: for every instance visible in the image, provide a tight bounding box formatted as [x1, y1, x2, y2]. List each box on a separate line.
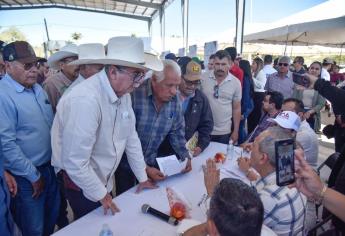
[184, 89, 213, 151]
[314, 79, 345, 117]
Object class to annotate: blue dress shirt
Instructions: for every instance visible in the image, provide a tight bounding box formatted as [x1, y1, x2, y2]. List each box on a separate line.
[0, 74, 54, 182]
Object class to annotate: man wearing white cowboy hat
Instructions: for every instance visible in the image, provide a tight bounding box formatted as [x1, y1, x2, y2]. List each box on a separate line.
[51, 36, 162, 219]
[63, 43, 105, 95]
[43, 43, 80, 113]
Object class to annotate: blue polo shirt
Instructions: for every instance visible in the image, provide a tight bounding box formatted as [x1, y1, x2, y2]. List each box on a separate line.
[0, 74, 54, 182]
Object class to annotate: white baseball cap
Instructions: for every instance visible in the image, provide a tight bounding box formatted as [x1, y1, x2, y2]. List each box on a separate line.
[268, 111, 301, 131]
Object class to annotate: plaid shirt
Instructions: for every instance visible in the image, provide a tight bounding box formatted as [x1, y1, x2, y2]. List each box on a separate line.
[247, 112, 279, 143]
[131, 79, 189, 166]
[255, 172, 306, 236]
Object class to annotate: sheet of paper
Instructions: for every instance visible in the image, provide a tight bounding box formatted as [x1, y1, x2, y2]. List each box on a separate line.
[156, 155, 186, 177]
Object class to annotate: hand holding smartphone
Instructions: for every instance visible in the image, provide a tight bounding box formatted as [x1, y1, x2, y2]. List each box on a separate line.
[292, 72, 310, 88]
[275, 139, 295, 186]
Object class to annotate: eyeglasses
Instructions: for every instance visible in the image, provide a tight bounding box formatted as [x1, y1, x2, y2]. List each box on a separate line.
[278, 63, 289, 67]
[183, 77, 201, 86]
[117, 66, 145, 83]
[17, 61, 39, 71]
[214, 84, 219, 99]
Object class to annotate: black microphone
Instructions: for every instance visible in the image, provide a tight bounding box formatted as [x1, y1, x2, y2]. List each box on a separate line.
[141, 204, 179, 226]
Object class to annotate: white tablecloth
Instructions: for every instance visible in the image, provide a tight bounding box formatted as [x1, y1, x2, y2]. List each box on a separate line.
[52, 142, 276, 236]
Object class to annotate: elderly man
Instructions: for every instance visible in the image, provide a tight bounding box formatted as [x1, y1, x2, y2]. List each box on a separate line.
[43, 44, 79, 113]
[0, 41, 60, 236]
[63, 43, 105, 95]
[51, 37, 159, 219]
[201, 50, 242, 144]
[238, 126, 306, 235]
[115, 59, 192, 195]
[160, 59, 213, 157]
[265, 56, 295, 99]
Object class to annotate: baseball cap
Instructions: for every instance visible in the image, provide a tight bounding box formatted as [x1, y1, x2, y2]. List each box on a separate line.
[323, 58, 334, 64]
[268, 111, 301, 131]
[184, 60, 201, 81]
[165, 53, 179, 61]
[3, 41, 39, 64]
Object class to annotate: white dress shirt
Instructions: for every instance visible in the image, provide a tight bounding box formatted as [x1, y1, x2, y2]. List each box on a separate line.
[262, 64, 277, 78]
[321, 68, 330, 81]
[51, 69, 147, 202]
[296, 120, 319, 168]
[63, 74, 85, 96]
[253, 69, 267, 92]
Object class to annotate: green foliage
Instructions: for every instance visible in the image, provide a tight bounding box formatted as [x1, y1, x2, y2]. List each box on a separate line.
[0, 27, 27, 43]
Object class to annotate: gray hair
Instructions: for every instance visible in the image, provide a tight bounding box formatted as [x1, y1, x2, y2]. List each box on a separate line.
[258, 126, 294, 166]
[278, 56, 291, 65]
[153, 59, 181, 83]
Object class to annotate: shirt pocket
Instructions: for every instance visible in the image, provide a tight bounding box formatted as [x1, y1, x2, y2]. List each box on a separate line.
[116, 111, 134, 140]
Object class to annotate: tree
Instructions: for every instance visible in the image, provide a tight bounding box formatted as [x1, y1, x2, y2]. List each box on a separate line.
[71, 32, 82, 42]
[0, 27, 27, 43]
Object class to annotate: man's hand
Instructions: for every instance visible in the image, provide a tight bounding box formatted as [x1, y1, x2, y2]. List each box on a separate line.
[237, 157, 251, 173]
[4, 171, 17, 197]
[181, 158, 192, 174]
[203, 159, 220, 197]
[100, 193, 120, 215]
[230, 131, 239, 144]
[240, 142, 253, 152]
[192, 147, 202, 157]
[146, 166, 166, 181]
[289, 149, 323, 200]
[304, 110, 314, 119]
[135, 179, 158, 193]
[32, 175, 45, 199]
[303, 73, 319, 89]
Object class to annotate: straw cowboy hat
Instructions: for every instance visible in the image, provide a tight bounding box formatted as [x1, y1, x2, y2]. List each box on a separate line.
[68, 43, 106, 65]
[97, 36, 163, 72]
[48, 43, 78, 70]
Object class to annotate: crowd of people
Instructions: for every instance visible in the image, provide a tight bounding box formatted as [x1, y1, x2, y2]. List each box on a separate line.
[0, 37, 345, 236]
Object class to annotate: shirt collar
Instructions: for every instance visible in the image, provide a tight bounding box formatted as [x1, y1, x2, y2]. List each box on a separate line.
[3, 73, 41, 94]
[256, 171, 276, 188]
[211, 71, 233, 82]
[146, 79, 153, 97]
[98, 69, 118, 104]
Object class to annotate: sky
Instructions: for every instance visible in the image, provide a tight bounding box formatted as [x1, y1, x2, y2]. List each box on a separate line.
[0, 0, 326, 51]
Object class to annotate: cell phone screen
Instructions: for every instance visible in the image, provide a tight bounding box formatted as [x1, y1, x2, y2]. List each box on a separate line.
[275, 139, 295, 186]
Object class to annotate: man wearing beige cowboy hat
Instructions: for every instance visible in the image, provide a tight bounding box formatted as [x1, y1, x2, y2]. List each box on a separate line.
[51, 36, 162, 219]
[63, 43, 105, 95]
[43, 43, 79, 113]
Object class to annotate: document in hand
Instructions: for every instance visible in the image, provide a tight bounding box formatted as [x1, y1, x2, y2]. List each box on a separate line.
[156, 155, 187, 177]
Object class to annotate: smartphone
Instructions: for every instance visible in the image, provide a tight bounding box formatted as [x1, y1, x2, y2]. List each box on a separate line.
[292, 72, 310, 88]
[275, 139, 295, 186]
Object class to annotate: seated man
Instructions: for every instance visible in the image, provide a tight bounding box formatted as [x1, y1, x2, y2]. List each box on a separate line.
[184, 162, 264, 236]
[160, 59, 214, 157]
[244, 91, 283, 143]
[115, 59, 192, 195]
[282, 98, 319, 168]
[239, 126, 306, 235]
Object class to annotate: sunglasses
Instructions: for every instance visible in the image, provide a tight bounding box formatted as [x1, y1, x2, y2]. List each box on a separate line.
[213, 85, 219, 99]
[18, 61, 39, 71]
[183, 77, 201, 86]
[278, 63, 289, 67]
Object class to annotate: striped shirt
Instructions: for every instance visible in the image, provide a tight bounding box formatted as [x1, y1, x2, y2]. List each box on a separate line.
[255, 172, 306, 236]
[131, 79, 190, 166]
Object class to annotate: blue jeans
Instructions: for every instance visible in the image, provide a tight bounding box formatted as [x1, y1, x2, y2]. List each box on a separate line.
[238, 119, 247, 145]
[12, 164, 60, 236]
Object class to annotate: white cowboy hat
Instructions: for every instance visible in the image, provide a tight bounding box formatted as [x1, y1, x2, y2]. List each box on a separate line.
[96, 36, 163, 72]
[69, 43, 106, 65]
[48, 43, 78, 70]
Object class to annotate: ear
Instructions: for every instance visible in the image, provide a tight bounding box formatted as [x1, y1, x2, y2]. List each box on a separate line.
[207, 219, 219, 236]
[260, 153, 270, 165]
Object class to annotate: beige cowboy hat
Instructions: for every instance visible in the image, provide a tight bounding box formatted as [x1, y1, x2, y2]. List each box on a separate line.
[48, 43, 78, 70]
[96, 36, 163, 72]
[69, 43, 106, 65]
